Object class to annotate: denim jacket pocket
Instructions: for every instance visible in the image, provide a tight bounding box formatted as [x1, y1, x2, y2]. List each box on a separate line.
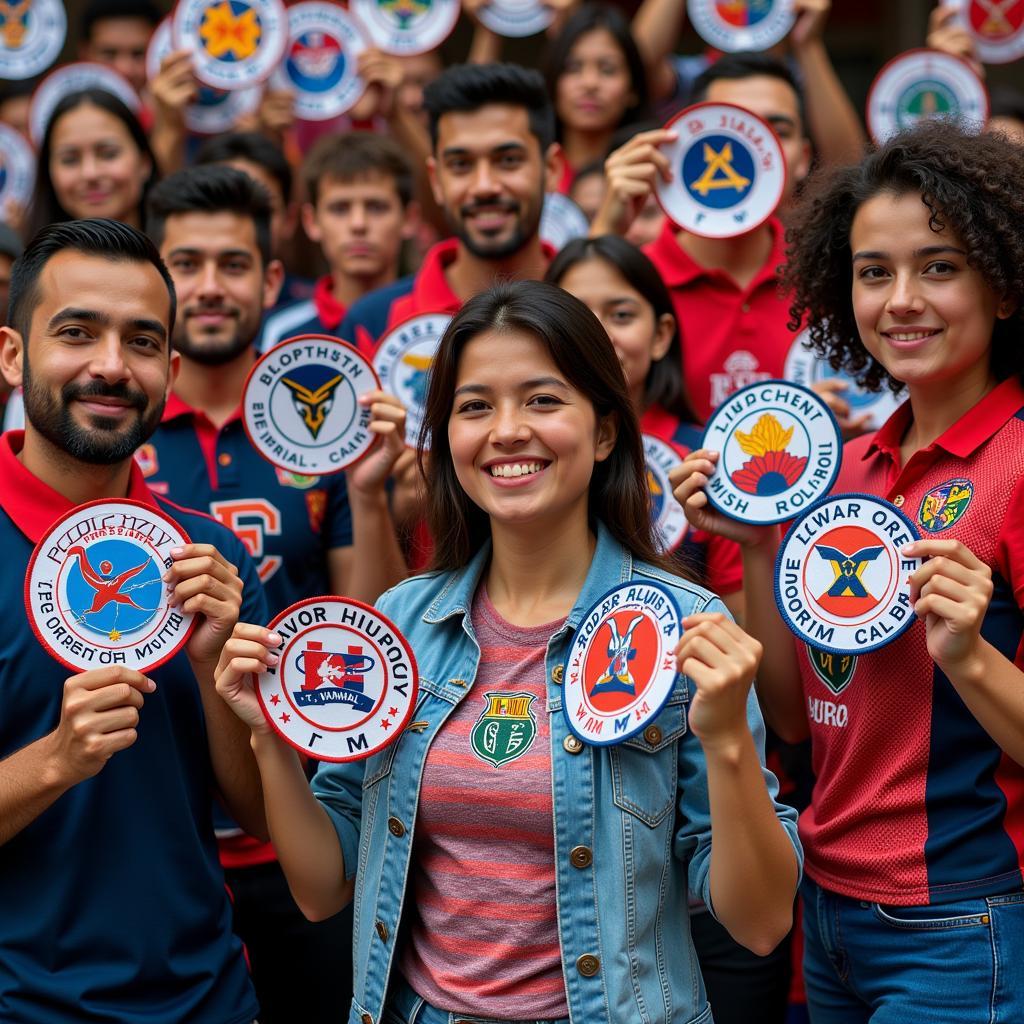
[363, 684, 433, 790]
[610, 698, 686, 826]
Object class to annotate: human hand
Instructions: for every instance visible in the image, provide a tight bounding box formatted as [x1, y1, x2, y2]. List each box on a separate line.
[676, 612, 760, 753]
[905, 538, 993, 671]
[164, 544, 244, 667]
[346, 391, 410, 497]
[927, 3, 985, 77]
[49, 667, 154, 784]
[352, 49, 402, 121]
[810, 378, 874, 440]
[590, 128, 676, 237]
[150, 49, 198, 120]
[215, 622, 281, 735]
[789, 0, 830, 50]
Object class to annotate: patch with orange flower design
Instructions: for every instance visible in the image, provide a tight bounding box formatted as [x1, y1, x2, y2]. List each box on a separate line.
[702, 379, 842, 524]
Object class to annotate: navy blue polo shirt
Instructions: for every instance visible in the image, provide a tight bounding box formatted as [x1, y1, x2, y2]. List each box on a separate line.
[142, 392, 354, 620]
[0, 431, 264, 1024]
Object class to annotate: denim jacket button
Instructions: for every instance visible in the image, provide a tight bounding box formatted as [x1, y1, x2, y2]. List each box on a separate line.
[576, 953, 601, 977]
[375, 920, 389, 942]
[551, 664, 564, 684]
[570, 845, 592, 869]
[643, 725, 662, 745]
[387, 816, 406, 837]
[563, 735, 584, 754]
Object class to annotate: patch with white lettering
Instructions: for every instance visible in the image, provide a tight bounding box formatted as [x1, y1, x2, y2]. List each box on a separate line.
[243, 333, 379, 475]
[656, 102, 785, 239]
[564, 580, 681, 746]
[643, 433, 689, 553]
[775, 493, 921, 656]
[866, 48, 989, 145]
[372, 311, 451, 448]
[686, 0, 794, 53]
[26, 499, 195, 673]
[257, 596, 418, 761]
[0, 0, 65, 80]
[702, 379, 841, 524]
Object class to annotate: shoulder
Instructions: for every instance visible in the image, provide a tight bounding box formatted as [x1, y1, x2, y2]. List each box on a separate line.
[375, 568, 451, 621]
[629, 559, 726, 618]
[342, 275, 416, 336]
[259, 299, 318, 352]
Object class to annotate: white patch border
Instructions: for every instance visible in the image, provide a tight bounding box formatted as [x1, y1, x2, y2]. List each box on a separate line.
[350, 0, 460, 55]
[29, 63, 141, 146]
[0, 123, 36, 208]
[0, 0, 66, 80]
[477, 0, 554, 37]
[643, 433, 690, 554]
[686, 0, 795, 53]
[957, 0, 1024, 65]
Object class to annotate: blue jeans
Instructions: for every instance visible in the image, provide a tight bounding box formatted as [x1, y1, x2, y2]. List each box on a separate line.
[801, 876, 1024, 1023]
[382, 975, 571, 1024]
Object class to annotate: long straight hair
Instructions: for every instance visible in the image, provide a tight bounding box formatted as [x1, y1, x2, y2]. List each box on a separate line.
[418, 280, 687, 576]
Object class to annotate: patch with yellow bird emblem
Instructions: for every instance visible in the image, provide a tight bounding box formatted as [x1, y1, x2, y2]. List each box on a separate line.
[243, 334, 379, 475]
[918, 478, 974, 534]
[173, 0, 287, 89]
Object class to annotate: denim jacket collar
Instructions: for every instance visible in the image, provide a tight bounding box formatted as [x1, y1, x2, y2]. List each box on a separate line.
[422, 521, 635, 634]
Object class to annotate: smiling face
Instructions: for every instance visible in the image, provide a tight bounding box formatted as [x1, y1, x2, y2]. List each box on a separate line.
[10, 251, 173, 465]
[850, 191, 1006, 395]
[429, 104, 554, 260]
[555, 27, 636, 136]
[160, 210, 281, 366]
[556, 257, 672, 410]
[447, 328, 616, 532]
[49, 103, 151, 226]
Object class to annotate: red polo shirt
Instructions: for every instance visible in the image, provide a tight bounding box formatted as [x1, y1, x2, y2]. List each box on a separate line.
[797, 377, 1024, 904]
[644, 217, 797, 422]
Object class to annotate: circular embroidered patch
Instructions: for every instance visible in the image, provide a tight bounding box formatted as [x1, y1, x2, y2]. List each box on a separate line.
[350, 0, 459, 55]
[30, 63, 141, 145]
[686, 0, 795, 52]
[959, 0, 1024, 64]
[372, 311, 451, 449]
[784, 329, 905, 431]
[866, 48, 989, 145]
[26, 500, 195, 673]
[173, 0, 288, 90]
[539, 192, 590, 254]
[147, 18, 262, 134]
[564, 580, 682, 747]
[270, 2, 367, 120]
[775, 493, 922, 656]
[0, 0, 65, 80]
[243, 334, 380, 475]
[256, 596, 418, 761]
[656, 102, 786, 239]
[643, 434, 689, 554]
[702, 379, 842, 525]
[477, 0, 553, 37]
[0, 123, 36, 210]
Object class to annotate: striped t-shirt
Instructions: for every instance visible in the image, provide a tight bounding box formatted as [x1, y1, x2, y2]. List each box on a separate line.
[400, 587, 569, 1018]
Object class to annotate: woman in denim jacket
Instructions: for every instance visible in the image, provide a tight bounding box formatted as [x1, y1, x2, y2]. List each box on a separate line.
[216, 281, 802, 1024]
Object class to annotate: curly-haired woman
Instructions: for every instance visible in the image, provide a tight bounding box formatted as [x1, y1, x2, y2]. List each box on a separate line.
[673, 121, 1024, 1023]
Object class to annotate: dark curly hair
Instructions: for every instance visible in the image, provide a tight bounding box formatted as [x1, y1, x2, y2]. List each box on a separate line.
[782, 121, 1024, 393]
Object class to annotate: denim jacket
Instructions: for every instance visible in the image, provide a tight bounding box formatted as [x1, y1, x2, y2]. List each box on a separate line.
[312, 522, 802, 1024]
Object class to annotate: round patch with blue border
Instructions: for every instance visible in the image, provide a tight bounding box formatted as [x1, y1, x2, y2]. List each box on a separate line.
[686, 0, 795, 53]
[564, 580, 681, 747]
[774, 493, 922, 656]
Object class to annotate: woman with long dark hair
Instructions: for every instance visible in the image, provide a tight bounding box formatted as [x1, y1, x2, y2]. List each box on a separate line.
[215, 279, 801, 1024]
[28, 89, 157, 237]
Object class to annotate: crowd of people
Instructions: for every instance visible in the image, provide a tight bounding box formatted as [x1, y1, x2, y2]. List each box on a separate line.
[1, 1, 1024, 1022]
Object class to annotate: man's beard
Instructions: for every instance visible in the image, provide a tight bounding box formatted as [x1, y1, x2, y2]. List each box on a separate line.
[172, 306, 256, 366]
[23, 361, 165, 466]
[450, 194, 542, 260]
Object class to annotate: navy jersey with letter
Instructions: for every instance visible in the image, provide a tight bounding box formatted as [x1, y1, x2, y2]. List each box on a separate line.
[0, 432, 264, 1023]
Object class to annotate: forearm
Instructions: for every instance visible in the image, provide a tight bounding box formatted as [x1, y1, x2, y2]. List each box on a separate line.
[0, 735, 71, 846]
[194, 659, 269, 840]
[705, 732, 799, 955]
[741, 541, 808, 741]
[794, 39, 866, 166]
[467, 23, 502, 64]
[250, 730, 353, 919]
[945, 642, 1024, 765]
[347, 491, 409, 603]
[149, 114, 188, 176]
[632, 0, 685, 74]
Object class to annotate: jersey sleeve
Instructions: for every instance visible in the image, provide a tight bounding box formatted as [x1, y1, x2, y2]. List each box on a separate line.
[673, 596, 802, 916]
[995, 472, 1024, 613]
[324, 474, 354, 550]
[704, 533, 743, 597]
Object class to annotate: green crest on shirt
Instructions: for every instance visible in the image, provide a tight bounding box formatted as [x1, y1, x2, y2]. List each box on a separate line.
[470, 692, 538, 768]
[806, 644, 857, 695]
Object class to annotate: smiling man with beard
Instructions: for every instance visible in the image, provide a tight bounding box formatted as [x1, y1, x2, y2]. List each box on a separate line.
[142, 164, 409, 1024]
[339, 62, 562, 354]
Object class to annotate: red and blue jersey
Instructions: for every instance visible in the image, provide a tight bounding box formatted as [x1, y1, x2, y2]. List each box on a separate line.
[798, 376, 1024, 904]
[259, 273, 348, 353]
[0, 432, 263, 1023]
